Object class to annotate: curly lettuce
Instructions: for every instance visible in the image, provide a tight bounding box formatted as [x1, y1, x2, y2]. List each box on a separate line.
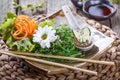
[0, 12, 16, 48]
[0, 12, 35, 52]
[10, 38, 35, 52]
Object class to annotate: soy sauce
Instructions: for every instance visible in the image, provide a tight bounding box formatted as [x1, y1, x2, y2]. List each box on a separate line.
[87, 4, 112, 16]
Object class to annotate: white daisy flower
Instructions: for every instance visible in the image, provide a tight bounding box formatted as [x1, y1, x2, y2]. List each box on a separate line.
[33, 25, 57, 48]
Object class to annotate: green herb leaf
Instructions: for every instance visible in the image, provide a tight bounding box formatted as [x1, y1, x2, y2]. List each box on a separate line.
[39, 19, 55, 27]
[0, 12, 16, 47]
[39, 21, 47, 27]
[10, 38, 35, 52]
[47, 19, 55, 26]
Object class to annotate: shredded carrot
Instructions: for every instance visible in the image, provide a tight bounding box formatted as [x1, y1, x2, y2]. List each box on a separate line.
[11, 15, 37, 40]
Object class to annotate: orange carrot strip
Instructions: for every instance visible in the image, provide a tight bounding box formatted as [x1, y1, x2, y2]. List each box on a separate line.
[11, 15, 37, 40]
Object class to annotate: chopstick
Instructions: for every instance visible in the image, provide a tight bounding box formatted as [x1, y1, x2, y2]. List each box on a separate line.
[0, 50, 97, 75]
[7, 50, 115, 66]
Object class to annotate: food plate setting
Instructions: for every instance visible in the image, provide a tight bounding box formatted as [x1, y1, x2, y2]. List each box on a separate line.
[0, 5, 115, 75]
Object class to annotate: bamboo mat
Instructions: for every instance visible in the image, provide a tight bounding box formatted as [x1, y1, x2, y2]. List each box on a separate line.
[0, 16, 120, 80]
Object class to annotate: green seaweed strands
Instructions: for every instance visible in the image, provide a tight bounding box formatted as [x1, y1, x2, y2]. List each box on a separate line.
[34, 24, 84, 62]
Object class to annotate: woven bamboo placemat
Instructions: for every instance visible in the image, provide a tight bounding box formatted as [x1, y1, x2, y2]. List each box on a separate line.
[0, 16, 120, 80]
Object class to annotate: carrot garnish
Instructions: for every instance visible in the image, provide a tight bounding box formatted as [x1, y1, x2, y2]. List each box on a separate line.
[11, 15, 37, 40]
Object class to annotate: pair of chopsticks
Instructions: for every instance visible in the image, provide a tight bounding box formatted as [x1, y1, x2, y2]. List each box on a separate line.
[0, 50, 114, 75]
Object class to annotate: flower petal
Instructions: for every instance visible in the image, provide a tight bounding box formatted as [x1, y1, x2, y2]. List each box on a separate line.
[33, 25, 57, 48]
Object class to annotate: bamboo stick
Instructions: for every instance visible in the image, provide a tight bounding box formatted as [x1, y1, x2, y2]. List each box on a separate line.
[0, 50, 97, 75]
[8, 51, 115, 66]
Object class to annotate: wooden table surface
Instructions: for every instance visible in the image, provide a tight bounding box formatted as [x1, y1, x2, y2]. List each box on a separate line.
[0, 0, 120, 36]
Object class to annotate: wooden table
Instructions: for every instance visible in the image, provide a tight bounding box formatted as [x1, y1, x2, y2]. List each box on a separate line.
[0, 0, 120, 80]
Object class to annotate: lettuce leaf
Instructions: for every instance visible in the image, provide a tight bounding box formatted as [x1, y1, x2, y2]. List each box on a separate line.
[0, 12, 16, 49]
[38, 19, 55, 27]
[10, 38, 35, 52]
[0, 12, 16, 41]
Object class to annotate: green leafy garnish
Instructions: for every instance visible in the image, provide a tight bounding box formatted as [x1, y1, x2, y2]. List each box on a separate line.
[0, 12, 16, 42]
[10, 38, 35, 52]
[39, 19, 55, 27]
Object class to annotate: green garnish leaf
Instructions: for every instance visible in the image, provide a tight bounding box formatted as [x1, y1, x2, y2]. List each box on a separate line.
[10, 38, 35, 52]
[0, 12, 16, 41]
[0, 18, 15, 30]
[0, 12, 16, 47]
[39, 21, 47, 27]
[39, 19, 55, 27]
[47, 19, 55, 26]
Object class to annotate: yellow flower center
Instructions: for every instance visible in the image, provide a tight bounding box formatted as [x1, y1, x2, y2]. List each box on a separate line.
[41, 34, 47, 40]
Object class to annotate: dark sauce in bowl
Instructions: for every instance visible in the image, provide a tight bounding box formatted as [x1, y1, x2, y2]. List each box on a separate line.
[86, 4, 112, 17]
[71, 0, 117, 20]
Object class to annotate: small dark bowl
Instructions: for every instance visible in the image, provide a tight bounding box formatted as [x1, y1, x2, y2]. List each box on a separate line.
[71, 0, 117, 21]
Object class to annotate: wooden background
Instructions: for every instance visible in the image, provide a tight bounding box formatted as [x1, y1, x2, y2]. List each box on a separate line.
[0, 0, 120, 37]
